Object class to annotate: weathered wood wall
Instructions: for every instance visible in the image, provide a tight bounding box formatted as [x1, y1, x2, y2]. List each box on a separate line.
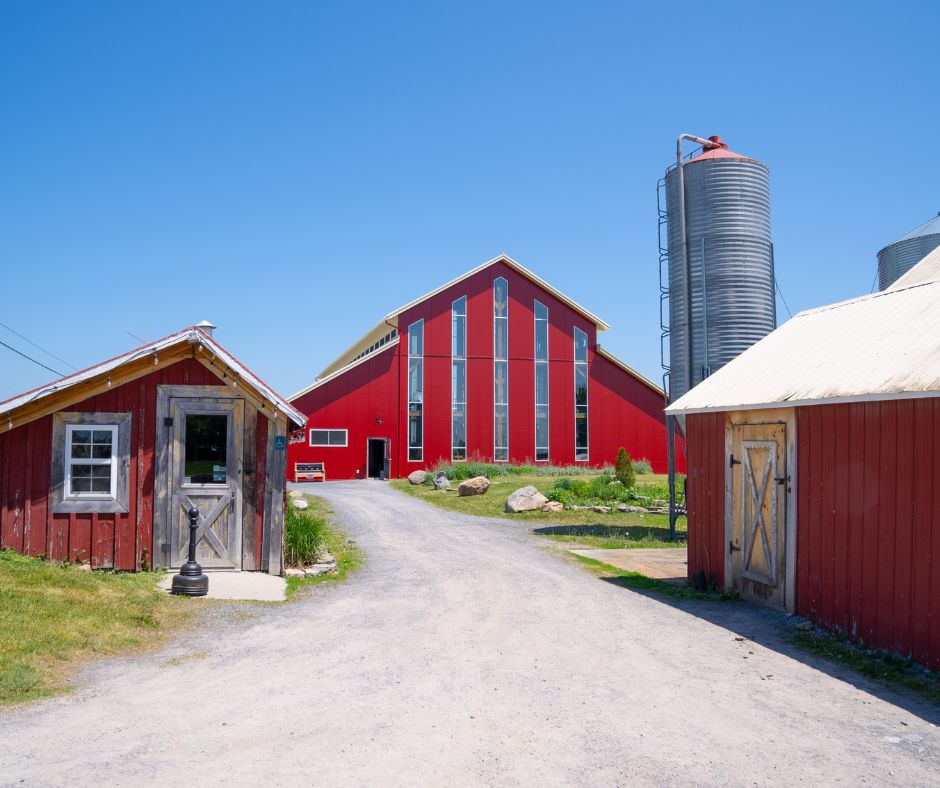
[684, 411, 727, 588]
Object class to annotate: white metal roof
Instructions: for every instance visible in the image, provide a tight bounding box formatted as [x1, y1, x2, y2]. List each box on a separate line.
[888, 243, 940, 290]
[0, 327, 306, 427]
[666, 252, 940, 415]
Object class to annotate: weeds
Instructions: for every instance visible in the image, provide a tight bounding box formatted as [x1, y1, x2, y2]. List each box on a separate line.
[285, 497, 327, 566]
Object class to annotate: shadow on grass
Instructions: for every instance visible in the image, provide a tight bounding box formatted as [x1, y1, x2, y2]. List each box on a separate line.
[533, 523, 685, 542]
[582, 556, 940, 723]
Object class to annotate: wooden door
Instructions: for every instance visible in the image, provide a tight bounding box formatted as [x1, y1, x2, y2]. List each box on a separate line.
[167, 397, 243, 569]
[730, 422, 788, 608]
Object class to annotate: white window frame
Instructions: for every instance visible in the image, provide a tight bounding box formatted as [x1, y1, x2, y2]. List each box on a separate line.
[493, 277, 509, 462]
[451, 296, 467, 462]
[407, 319, 424, 462]
[309, 428, 348, 447]
[574, 326, 589, 462]
[534, 299, 549, 463]
[64, 423, 119, 501]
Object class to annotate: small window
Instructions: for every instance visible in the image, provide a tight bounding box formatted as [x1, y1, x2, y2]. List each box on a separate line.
[310, 429, 348, 447]
[65, 425, 118, 498]
[184, 414, 228, 484]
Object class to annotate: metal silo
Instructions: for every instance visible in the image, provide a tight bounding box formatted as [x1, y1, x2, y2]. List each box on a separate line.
[877, 213, 940, 290]
[661, 135, 777, 403]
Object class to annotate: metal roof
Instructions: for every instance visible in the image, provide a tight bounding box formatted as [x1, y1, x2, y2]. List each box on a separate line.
[666, 250, 940, 415]
[0, 327, 306, 427]
[890, 212, 940, 244]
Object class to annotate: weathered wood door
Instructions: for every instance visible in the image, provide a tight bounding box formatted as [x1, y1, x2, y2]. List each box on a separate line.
[730, 422, 788, 608]
[166, 397, 244, 569]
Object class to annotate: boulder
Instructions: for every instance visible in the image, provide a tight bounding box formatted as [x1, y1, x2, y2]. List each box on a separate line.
[592, 505, 611, 514]
[288, 489, 304, 499]
[292, 498, 309, 510]
[458, 476, 490, 496]
[505, 485, 549, 513]
[432, 474, 451, 490]
[407, 470, 428, 485]
[616, 504, 646, 513]
[541, 501, 565, 513]
[285, 567, 306, 577]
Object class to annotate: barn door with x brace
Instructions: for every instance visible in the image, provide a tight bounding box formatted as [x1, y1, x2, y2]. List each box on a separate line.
[729, 422, 789, 609]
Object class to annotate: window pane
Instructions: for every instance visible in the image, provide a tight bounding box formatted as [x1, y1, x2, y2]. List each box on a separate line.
[71, 430, 91, 444]
[452, 406, 466, 460]
[452, 315, 466, 358]
[71, 442, 91, 459]
[494, 318, 507, 359]
[494, 404, 508, 449]
[536, 364, 549, 405]
[92, 430, 113, 445]
[574, 328, 588, 363]
[92, 443, 112, 459]
[408, 358, 423, 402]
[185, 414, 228, 484]
[575, 365, 588, 406]
[408, 447, 423, 462]
[328, 430, 347, 446]
[575, 407, 588, 453]
[452, 360, 466, 404]
[70, 470, 92, 493]
[409, 407, 422, 447]
[535, 300, 548, 321]
[536, 405, 549, 447]
[535, 320, 548, 361]
[310, 430, 328, 445]
[408, 321, 423, 356]
[494, 277, 508, 317]
[494, 361, 508, 404]
[72, 464, 92, 479]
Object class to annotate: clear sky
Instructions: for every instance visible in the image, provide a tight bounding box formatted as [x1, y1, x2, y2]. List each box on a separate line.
[1, 1, 937, 401]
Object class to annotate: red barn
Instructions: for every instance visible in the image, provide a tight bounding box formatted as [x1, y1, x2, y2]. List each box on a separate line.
[667, 249, 940, 668]
[0, 325, 305, 574]
[289, 255, 680, 480]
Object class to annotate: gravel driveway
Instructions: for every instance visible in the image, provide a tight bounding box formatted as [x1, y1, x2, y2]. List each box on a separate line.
[2, 481, 939, 786]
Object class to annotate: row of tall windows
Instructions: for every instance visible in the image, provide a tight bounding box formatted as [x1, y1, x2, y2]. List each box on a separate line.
[407, 282, 589, 464]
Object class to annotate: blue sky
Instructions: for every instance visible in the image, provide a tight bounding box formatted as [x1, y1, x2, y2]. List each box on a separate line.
[1, 1, 937, 401]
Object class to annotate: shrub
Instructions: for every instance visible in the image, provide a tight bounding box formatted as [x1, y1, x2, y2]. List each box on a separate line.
[633, 458, 653, 475]
[615, 447, 636, 488]
[428, 460, 604, 481]
[285, 498, 326, 566]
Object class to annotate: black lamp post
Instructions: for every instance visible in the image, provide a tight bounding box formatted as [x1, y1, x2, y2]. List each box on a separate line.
[171, 506, 209, 596]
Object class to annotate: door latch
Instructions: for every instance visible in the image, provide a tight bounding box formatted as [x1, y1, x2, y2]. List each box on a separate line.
[729, 540, 741, 554]
[729, 455, 741, 468]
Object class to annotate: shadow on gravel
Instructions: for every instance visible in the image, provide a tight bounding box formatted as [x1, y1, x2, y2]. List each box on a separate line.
[598, 575, 940, 726]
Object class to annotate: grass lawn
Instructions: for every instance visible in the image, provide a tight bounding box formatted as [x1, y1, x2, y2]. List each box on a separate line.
[391, 473, 686, 550]
[285, 494, 363, 598]
[0, 550, 192, 706]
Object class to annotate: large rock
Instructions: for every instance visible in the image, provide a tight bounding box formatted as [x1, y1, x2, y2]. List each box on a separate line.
[408, 470, 428, 485]
[617, 504, 646, 513]
[432, 474, 451, 490]
[505, 485, 549, 513]
[541, 501, 564, 513]
[458, 476, 490, 496]
[592, 505, 611, 514]
[288, 489, 304, 499]
[292, 498, 309, 510]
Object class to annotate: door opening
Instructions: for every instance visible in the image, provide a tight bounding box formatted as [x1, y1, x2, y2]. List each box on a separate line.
[367, 438, 388, 479]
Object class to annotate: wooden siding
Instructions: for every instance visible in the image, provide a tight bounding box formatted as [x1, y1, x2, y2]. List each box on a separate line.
[685, 411, 726, 587]
[796, 399, 940, 670]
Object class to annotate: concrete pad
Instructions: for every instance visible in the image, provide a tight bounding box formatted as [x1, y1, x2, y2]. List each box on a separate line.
[569, 547, 688, 581]
[159, 571, 286, 601]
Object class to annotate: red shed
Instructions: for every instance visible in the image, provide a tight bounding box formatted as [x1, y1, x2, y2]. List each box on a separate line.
[667, 248, 940, 668]
[0, 325, 305, 575]
[289, 255, 682, 480]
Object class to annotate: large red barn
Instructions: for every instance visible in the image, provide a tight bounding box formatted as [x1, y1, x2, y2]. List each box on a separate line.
[0, 325, 305, 574]
[668, 248, 940, 669]
[289, 255, 680, 480]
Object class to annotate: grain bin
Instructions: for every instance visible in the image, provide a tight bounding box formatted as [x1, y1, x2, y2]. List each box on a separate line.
[662, 135, 776, 403]
[877, 213, 940, 290]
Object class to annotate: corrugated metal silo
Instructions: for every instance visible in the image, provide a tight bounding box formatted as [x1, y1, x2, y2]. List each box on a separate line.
[662, 136, 777, 403]
[877, 213, 940, 290]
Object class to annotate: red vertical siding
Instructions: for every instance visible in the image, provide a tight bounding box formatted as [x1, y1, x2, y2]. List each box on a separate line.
[290, 260, 675, 478]
[684, 412, 726, 588]
[796, 398, 940, 670]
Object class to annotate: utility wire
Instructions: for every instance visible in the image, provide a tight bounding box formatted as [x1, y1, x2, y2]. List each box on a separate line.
[0, 320, 78, 371]
[774, 277, 793, 320]
[0, 339, 65, 377]
[124, 329, 148, 344]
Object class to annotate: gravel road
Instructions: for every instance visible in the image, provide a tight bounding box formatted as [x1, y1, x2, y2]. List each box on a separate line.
[2, 481, 939, 786]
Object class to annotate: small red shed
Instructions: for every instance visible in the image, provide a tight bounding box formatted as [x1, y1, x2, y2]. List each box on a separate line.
[0, 325, 305, 575]
[667, 248, 940, 668]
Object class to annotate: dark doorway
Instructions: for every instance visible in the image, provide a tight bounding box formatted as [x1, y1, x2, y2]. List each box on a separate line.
[367, 438, 387, 479]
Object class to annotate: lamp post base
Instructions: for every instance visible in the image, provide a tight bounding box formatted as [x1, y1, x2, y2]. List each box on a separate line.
[171, 561, 209, 597]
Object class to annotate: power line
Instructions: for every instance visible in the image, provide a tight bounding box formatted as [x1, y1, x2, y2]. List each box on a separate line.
[0, 320, 78, 370]
[124, 329, 148, 344]
[0, 339, 65, 377]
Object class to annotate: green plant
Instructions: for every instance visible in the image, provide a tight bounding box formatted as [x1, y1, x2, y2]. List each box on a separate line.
[632, 458, 653, 475]
[284, 498, 326, 566]
[615, 447, 635, 488]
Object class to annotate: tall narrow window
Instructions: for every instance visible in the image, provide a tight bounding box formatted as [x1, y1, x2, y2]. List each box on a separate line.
[493, 277, 509, 461]
[408, 319, 424, 462]
[574, 326, 589, 461]
[534, 300, 549, 462]
[452, 296, 467, 461]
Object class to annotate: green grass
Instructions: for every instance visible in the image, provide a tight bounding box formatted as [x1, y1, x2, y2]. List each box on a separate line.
[285, 495, 363, 599]
[788, 628, 940, 705]
[285, 496, 327, 566]
[391, 473, 686, 547]
[0, 550, 192, 706]
[572, 554, 739, 601]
